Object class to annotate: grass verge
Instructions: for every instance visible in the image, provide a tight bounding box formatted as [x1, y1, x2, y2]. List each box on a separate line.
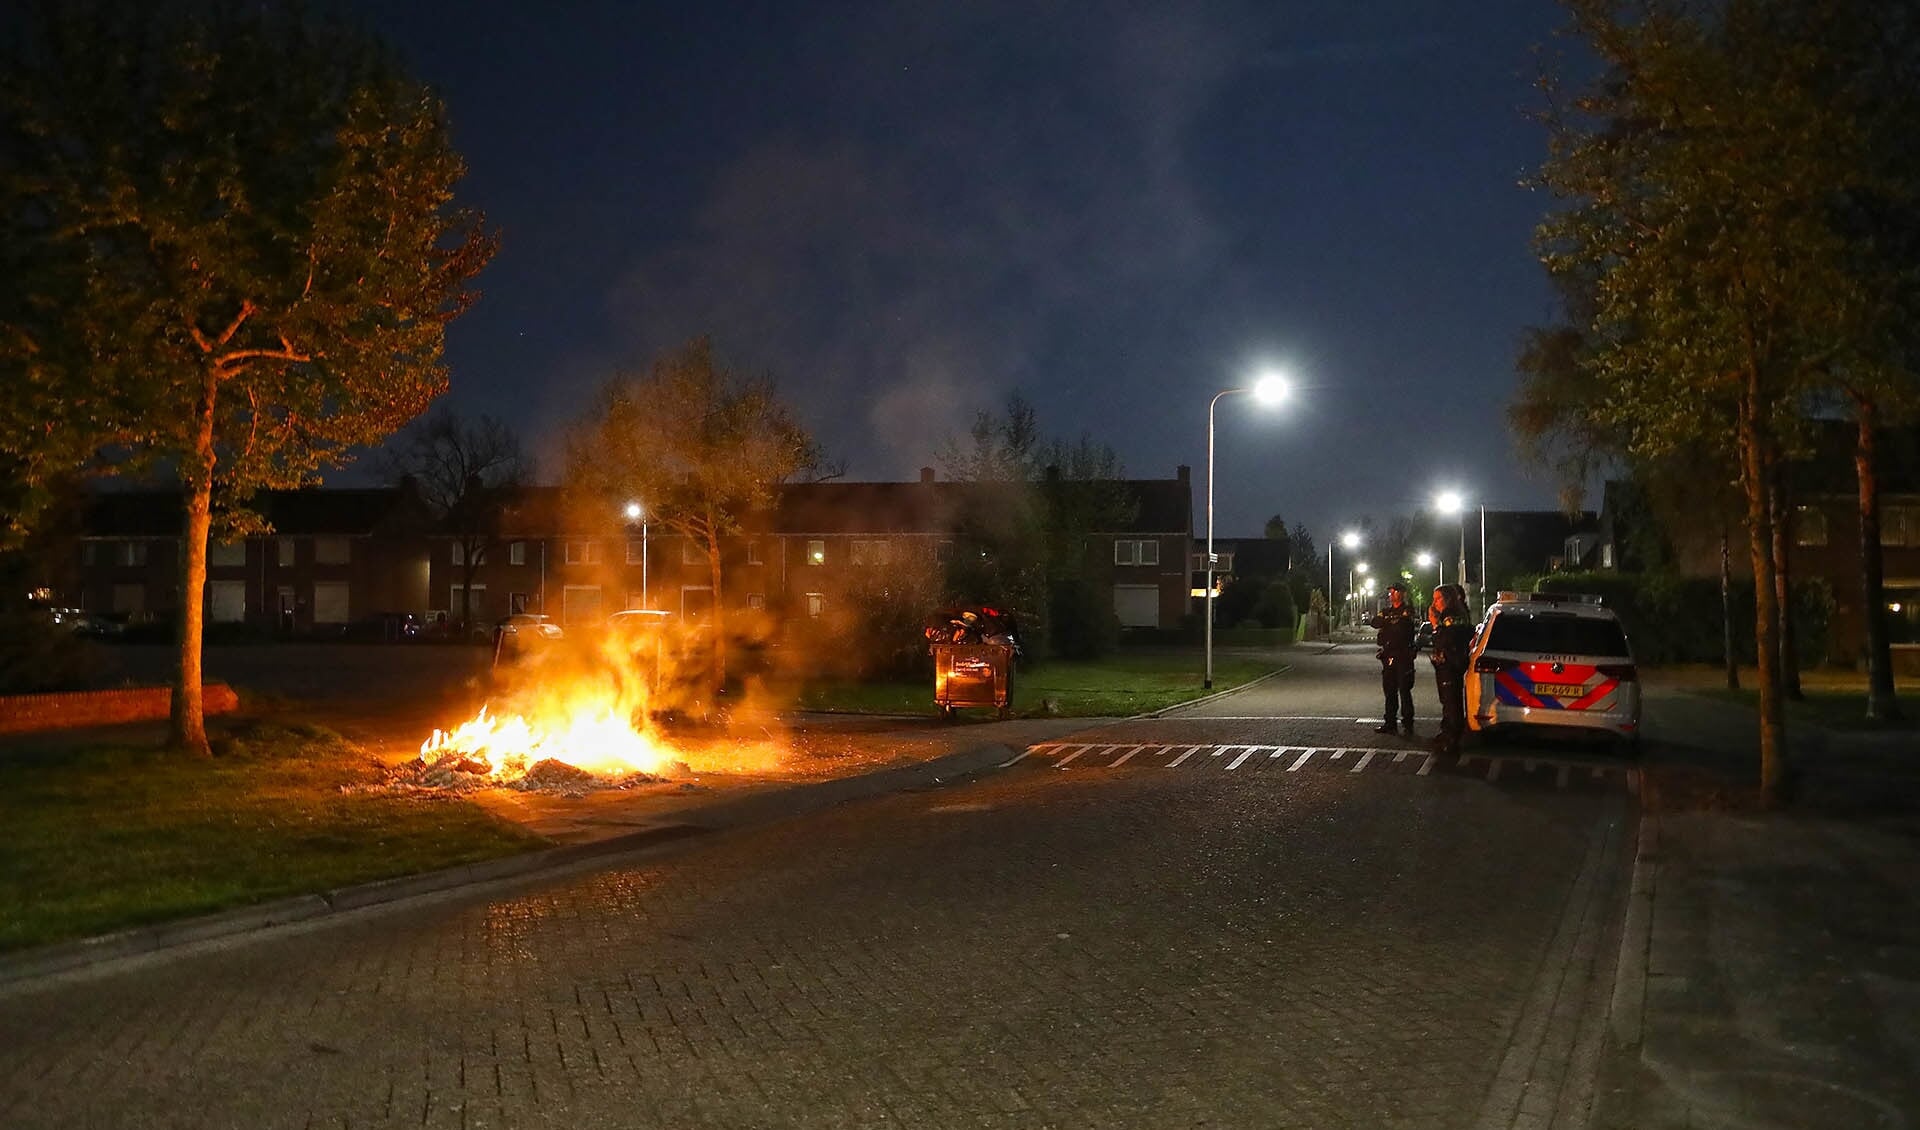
[0, 718, 547, 953]
[1696, 687, 1920, 732]
[795, 653, 1278, 718]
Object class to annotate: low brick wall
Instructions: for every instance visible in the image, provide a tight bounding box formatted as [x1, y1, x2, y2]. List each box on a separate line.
[0, 684, 240, 735]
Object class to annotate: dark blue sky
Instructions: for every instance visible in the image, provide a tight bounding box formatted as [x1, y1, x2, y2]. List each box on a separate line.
[350, 1, 1576, 542]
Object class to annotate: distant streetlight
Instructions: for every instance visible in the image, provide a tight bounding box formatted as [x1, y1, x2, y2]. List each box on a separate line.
[1204, 370, 1292, 688]
[1416, 549, 1440, 587]
[625, 500, 648, 609]
[1331, 529, 1361, 633]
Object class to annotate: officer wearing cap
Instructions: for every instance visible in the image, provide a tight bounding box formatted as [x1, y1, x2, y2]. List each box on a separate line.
[1368, 581, 1417, 736]
[1428, 583, 1473, 755]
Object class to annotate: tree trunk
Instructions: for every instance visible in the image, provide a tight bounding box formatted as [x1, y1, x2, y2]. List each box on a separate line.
[1738, 380, 1788, 805]
[1721, 529, 1739, 691]
[169, 369, 218, 756]
[1855, 398, 1901, 720]
[706, 522, 727, 692]
[1769, 464, 1802, 699]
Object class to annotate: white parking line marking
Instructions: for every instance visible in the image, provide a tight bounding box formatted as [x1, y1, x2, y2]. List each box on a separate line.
[1109, 744, 1150, 767]
[1001, 749, 1033, 767]
[1269, 747, 1290, 759]
[1054, 745, 1096, 768]
[1329, 748, 1346, 760]
[1211, 745, 1233, 757]
[1486, 760, 1503, 782]
[1351, 750, 1375, 773]
[1287, 749, 1316, 772]
[1417, 754, 1435, 776]
[1393, 751, 1410, 764]
[1225, 747, 1256, 770]
[1167, 745, 1205, 768]
[1556, 765, 1571, 789]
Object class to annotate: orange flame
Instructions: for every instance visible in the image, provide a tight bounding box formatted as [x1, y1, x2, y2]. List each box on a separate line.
[418, 702, 679, 780]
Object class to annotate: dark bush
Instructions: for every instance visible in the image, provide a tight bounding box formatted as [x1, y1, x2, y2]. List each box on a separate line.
[1251, 581, 1297, 634]
[1048, 575, 1119, 660]
[0, 612, 105, 693]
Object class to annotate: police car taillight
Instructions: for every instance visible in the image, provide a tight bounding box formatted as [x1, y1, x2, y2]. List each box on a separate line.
[1597, 663, 1637, 682]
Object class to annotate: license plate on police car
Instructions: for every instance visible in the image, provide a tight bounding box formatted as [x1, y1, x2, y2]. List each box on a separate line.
[1534, 682, 1585, 698]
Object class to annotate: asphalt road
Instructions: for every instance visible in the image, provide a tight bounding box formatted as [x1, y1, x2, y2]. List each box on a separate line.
[0, 644, 1636, 1129]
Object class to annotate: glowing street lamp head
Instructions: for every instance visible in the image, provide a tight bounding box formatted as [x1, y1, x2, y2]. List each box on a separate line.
[1364, 578, 1376, 593]
[1355, 561, 1370, 574]
[1341, 530, 1362, 550]
[1251, 371, 1290, 406]
[624, 501, 643, 521]
[1434, 490, 1464, 515]
[1416, 551, 1434, 568]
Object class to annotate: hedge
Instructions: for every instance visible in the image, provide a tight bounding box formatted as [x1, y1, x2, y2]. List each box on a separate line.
[1509, 571, 1832, 666]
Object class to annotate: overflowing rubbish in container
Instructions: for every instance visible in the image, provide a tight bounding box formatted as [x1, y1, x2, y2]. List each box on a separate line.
[924, 606, 1021, 719]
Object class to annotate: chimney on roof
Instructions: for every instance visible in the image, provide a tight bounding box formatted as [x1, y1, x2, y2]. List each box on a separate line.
[1176, 464, 1191, 485]
[919, 466, 935, 484]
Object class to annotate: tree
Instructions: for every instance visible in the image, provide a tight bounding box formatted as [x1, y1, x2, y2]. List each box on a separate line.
[1263, 513, 1287, 541]
[380, 408, 527, 634]
[564, 337, 825, 689]
[1526, 0, 1920, 802]
[0, 2, 496, 753]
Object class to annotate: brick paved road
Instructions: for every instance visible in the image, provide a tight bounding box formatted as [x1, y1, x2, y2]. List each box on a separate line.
[0, 645, 1634, 1128]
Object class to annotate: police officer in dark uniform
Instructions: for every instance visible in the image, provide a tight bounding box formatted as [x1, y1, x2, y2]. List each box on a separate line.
[1428, 583, 1473, 755]
[1368, 581, 1417, 735]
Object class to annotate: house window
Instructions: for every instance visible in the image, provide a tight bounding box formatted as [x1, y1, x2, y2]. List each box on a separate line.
[807, 539, 826, 565]
[806, 592, 826, 617]
[565, 539, 600, 565]
[451, 541, 465, 566]
[208, 540, 245, 567]
[509, 541, 526, 566]
[119, 541, 149, 567]
[1113, 539, 1159, 566]
[851, 539, 891, 566]
[1602, 543, 1615, 569]
[747, 540, 763, 565]
[276, 537, 296, 567]
[627, 539, 646, 565]
[682, 539, 704, 565]
[746, 593, 766, 610]
[314, 537, 350, 565]
[1793, 506, 1829, 548]
[1883, 506, 1920, 548]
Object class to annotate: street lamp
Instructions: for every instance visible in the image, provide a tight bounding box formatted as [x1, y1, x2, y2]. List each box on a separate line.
[1332, 529, 1360, 634]
[1433, 490, 1486, 613]
[624, 500, 648, 609]
[1204, 371, 1291, 688]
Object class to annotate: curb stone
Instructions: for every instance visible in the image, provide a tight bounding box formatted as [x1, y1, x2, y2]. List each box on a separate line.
[1133, 665, 1291, 719]
[0, 740, 1021, 992]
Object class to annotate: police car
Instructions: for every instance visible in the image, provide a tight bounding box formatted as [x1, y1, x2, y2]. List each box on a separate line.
[1465, 592, 1641, 751]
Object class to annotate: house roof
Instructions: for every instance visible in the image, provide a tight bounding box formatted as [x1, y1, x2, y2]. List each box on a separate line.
[81, 488, 417, 538]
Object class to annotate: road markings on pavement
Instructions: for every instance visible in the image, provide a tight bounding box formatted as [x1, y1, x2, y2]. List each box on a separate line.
[1018, 742, 1629, 791]
[1167, 744, 1205, 768]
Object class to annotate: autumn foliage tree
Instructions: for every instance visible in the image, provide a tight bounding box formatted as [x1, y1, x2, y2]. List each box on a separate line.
[1524, 0, 1920, 801]
[0, 2, 496, 753]
[564, 338, 826, 689]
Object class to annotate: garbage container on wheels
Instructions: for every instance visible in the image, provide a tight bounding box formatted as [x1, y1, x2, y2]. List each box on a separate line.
[932, 642, 1014, 720]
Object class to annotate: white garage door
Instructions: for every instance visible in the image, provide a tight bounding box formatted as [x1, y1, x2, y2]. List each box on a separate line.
[209, 581, 247, 623]
[1113, 585, 1161, 629]
[311, 582, 350, 625]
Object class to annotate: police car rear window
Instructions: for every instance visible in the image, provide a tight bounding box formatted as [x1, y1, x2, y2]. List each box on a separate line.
[1486, 613, 1628, 656]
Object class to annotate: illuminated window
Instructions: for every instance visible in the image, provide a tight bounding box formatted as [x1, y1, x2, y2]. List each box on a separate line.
[806, 592, 825, 617]
[1793, 506, 1828, 548]
[807, 540, 826, 565]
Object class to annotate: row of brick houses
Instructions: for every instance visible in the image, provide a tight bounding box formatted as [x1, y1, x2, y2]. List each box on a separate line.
[63, 467, 1197, 636]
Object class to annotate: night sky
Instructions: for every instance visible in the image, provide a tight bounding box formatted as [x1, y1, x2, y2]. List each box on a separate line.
[347, 1, 1576, 542]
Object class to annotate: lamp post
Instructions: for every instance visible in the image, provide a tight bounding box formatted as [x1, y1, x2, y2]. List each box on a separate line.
[1204, 372, 1290, 689]
[1434, 490, 1486, 615]
[1332, 530, 1360, 634]
[624, 501, 648, 609]
[1416, 551, 1438, 610]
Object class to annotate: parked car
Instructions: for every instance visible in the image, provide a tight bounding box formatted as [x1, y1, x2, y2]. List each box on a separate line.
[1464, 591, 1641, 753]
[491, 613, 563, 658]
[343, 611, 422, 642]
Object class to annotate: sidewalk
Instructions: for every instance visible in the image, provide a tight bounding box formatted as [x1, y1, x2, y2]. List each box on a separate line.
[1595, 686, 1920, 1128]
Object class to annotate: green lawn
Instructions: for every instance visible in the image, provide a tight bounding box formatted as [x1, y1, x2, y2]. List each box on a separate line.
[0, 719, 547, 952]
[796, 652, 1278, 718]
[1697, 687, 1919, 732]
